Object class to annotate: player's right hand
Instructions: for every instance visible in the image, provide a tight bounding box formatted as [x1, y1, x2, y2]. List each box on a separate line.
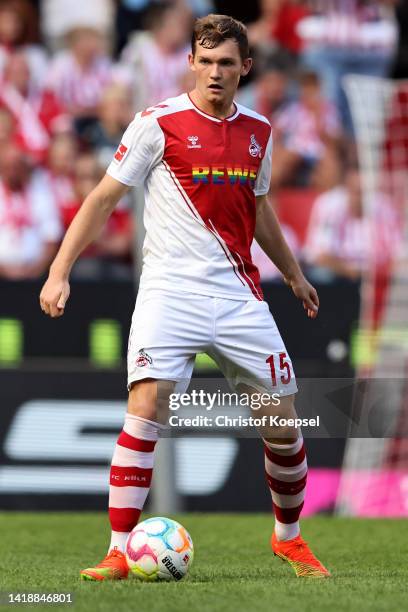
[39, 276, 70, 318]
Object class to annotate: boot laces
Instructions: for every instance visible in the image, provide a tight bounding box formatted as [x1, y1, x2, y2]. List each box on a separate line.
[284, 538, 321, 566]
[97, 547, 124, 567]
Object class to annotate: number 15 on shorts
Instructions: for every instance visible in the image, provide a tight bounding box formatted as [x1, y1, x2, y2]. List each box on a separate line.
[266, 352, 291, 386]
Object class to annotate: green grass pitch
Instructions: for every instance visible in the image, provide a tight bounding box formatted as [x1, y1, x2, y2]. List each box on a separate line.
[1, 512, 407, 612]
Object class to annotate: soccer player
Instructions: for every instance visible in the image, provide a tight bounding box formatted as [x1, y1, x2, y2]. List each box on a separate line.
[40, 15, 330, 579]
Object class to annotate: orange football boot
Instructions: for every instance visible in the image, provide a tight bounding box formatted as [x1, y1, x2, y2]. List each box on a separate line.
[271, 532, 330, 578]
[80, 547, 129, 581]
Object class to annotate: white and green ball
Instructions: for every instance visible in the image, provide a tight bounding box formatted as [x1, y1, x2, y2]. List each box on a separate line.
[125, 517, 194, 581]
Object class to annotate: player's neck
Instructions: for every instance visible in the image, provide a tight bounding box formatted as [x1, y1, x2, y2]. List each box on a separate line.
[189, 89, 236, 120]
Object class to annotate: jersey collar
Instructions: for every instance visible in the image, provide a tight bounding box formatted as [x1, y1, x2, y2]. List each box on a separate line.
[186, 93, 240, 123]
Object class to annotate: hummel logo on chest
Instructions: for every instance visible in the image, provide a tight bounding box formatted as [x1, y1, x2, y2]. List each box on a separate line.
[187, 135, 202, 149]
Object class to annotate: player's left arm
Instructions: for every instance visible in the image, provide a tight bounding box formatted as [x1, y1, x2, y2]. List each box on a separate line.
[254, 195, 319, 318]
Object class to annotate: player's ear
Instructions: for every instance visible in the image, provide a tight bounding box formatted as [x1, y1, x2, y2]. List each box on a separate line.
[188, 53, 196, 71]
[241, 57, 252, 77]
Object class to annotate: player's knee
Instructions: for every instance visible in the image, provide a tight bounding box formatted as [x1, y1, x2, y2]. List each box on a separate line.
[257, 393, 299, 442]
[127, 378, 174, 424]
[277, 394, 296, 415]
[128, 379, 159, 421]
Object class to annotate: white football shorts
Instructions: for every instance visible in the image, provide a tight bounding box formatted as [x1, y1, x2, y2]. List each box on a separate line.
[127, 289, 298, 397]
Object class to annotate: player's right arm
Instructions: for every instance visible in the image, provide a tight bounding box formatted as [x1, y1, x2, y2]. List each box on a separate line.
[40, 175, 129, 318]
[40, 108, 165, 317]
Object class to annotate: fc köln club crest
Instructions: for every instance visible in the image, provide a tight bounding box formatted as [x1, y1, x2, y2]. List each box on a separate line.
[135, 349, 153, 367]
[249, 134, 262, 158]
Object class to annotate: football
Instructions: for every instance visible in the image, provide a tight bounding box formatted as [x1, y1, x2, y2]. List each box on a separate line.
[125, 517, 194, 581]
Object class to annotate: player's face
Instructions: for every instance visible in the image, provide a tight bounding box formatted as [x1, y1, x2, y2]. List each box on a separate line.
[189, 40, 252, 108]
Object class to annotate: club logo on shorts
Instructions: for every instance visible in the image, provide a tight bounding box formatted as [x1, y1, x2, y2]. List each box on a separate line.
[135, 349, 153, 367]
[187, 135, 201, 149]
[114, 142, 128, 162]
[249, 134, 262, 158]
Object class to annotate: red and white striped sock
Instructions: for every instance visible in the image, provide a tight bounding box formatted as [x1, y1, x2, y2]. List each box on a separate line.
[263, 437, 307, 541]
[108, 413, 162, 553]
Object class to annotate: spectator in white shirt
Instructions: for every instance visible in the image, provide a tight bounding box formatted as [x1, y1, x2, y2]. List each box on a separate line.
[304, 167, 401, 280]
[46, 26, 127, 134]
[237, 50, 293, 123]
[298, 0, 398, 133]
[272, 70, 342, 190]
[0, 0, 48, 89]
[40, 0, 115, 51]
[120, 0, 193, 111]
[0, 143, 62, 279]
[0, 51, 71, 163]
[82, 83, 134, 169]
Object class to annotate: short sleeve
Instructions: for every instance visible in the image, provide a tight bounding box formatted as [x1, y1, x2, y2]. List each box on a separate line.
[254, 130, 272, 196]
[107, 113, 165, 187]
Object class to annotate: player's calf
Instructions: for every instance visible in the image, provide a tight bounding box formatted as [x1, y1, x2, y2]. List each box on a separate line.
[264, 436, 306, 542]
[263, 434, 330, 577]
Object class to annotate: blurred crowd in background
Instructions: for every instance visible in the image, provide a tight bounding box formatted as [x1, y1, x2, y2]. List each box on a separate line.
[0, 0, 406, 283]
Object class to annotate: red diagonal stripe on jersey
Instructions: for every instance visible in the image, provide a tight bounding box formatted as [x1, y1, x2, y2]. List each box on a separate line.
[272, 501, 304, 524]
[264, 443, 306, 467]
[266, 473, 307, 495]
[117, 431, 156, 452]
[206, 217, 262, 300]
[110, 465, 153, 487]
[206, 219, 245, 286]
[109, 507, 141, 532]
[162, 161, 245, 287]
[229, 247, 263, 301]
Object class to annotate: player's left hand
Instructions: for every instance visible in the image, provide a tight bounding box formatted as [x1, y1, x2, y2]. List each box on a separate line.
[284, 275, 319, 319]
